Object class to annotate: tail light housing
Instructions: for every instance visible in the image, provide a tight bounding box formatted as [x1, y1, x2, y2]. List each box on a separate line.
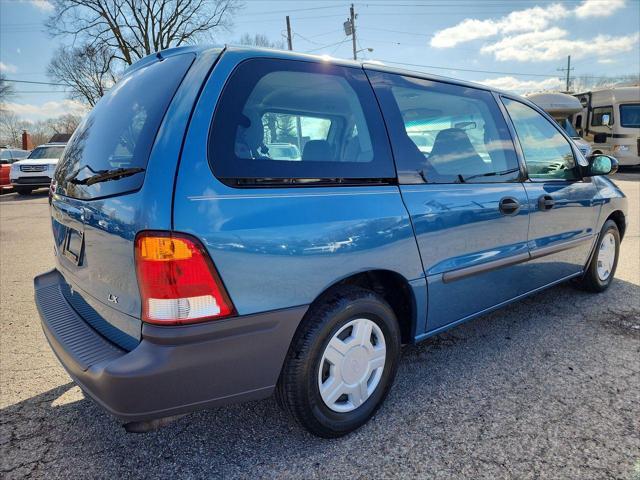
[135, 232, 235, 325]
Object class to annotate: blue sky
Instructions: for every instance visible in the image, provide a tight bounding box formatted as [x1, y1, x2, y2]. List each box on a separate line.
[1, 0, 639, 121]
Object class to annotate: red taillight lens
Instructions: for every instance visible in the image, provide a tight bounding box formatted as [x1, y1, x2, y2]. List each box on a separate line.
[135, 232, 235, 325]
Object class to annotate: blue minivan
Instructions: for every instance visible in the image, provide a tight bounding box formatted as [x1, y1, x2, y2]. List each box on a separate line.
[35, 46, 627, 438]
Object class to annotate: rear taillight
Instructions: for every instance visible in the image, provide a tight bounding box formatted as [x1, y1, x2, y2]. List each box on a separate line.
[135, 232, 235, 325]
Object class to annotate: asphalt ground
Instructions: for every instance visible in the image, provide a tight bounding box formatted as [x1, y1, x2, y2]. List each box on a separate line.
[1, 170, 639, 479]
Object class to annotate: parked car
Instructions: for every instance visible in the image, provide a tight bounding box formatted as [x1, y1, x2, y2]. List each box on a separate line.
[0, 147, 30, 188]
[35, 47, 627, 438]
[10, 142, 66, 195]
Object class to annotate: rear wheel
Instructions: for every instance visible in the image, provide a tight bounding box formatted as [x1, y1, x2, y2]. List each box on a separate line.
[15, 187, 33, 195]
[276, 286, 401, 438]
[578, 219, 620, 292]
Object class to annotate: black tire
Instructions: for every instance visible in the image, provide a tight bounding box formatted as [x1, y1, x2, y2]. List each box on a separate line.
[15, 187, 33, 195]
[578, 219, 620, 292]
[276, 286, 401, 438]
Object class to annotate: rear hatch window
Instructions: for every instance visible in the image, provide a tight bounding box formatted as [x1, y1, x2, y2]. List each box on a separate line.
[54, 53, 194, 200]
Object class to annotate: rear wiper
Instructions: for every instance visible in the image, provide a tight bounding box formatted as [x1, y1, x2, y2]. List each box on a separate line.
[69, 167, 145, 186]
[458, 167, 520, 183]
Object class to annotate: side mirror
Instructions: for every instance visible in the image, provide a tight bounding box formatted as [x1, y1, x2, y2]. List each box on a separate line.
[601, 113, 610, 126]
[584, 154, 618, 177]
[593, 132, 608, 144]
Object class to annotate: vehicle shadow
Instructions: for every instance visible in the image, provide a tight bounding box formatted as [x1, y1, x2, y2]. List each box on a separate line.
[2, 278, 639, 478]
[0, 190, 49, 202]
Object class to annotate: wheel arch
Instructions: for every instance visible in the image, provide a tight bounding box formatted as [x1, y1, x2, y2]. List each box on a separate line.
[310, 269, 417, 344]
[607, 210, 626, 239]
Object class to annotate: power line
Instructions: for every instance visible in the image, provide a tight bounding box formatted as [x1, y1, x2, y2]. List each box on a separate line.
[303, 38, 350, 54]
[3, 79, 70, 87]
[371, 59, 625, 80]
[373, 60, 562, 77]
[13, 90, 73, 94]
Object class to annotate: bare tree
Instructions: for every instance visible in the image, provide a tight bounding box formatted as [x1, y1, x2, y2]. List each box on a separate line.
[48, 113, 83, 134]
[237, 33, 285, 50]
[0, 111, 28, 147]
[48, 44, 116, 106]
[28, 121, 55, 147]
[572, 73, 640, 93]
[46, 0, 240, 67]
[0, 73, 15, 112]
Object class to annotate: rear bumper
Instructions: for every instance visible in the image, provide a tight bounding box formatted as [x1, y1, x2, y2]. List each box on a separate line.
[35, 269, 307, 422]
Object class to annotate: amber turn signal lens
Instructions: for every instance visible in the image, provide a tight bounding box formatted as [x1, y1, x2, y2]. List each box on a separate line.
[137, 236, 193, 261]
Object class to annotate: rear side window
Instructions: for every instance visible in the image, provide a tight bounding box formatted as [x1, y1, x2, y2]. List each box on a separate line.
[209, 58, 394, 186]
[54, 53, 195, 200]
[368, 71, 520, 184]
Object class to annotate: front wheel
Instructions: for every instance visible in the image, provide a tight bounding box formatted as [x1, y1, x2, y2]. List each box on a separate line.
[578, 219, 620, 292]
[276, 286, 401, 438]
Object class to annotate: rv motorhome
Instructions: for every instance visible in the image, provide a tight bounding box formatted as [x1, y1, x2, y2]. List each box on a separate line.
[573, 86, 640, 167]
[526, 92, 592, 157]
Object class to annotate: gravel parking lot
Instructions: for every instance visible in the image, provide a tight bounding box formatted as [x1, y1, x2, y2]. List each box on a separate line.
[1, 171, 639, 479]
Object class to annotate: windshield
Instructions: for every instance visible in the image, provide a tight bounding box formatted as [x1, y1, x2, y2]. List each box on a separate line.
[620, 104, 640, 128]
[28, 146, 65, 159]
[555, 118, 579, 138]
[54, 53, 194, 200]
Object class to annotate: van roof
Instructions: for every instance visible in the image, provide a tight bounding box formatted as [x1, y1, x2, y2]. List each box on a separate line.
[146, 45, 514, 98]
[222, 45, 510, 95]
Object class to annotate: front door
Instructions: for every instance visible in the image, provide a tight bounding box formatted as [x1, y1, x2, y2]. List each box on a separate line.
[368, 71, 531, 332]
[501, 97, 599, 289]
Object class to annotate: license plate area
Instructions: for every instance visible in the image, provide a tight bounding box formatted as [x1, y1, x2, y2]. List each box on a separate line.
[63, 227, 84, 266]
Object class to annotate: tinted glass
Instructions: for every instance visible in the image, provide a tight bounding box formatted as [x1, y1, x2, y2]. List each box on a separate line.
[557, 118, 579, 138]
[368, 71, 519, 184]
[502, 98, 577, 180]
[29, 146, 65, 159]
[54, 53, 194, 200]
[620, 104, 640, 128]
[209, 58, 394, 186]
[591, 106, 613, 126]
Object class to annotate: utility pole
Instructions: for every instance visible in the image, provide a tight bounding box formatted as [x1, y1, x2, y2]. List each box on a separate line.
[286, 16, 293, 51]
[558, 55, 574, 92]
[350, 4, 357, 60]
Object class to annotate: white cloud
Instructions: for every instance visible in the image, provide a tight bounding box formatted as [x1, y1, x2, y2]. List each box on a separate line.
[430, 4, 569, 48]
[0, 62, 18, 73]
[481, 29, 639, 62]
[478, 76, 564, 93]
[4, 100, 87, 121]
[597, 58, 617, 64]
[575, 0, 625, 18]
[431, 1, 628, 48]
[27, 0, 54, 11]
